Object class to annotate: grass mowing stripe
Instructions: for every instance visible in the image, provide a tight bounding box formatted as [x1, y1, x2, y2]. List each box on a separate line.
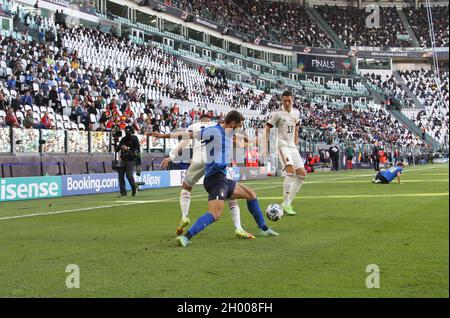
[255, 193, 449, 200]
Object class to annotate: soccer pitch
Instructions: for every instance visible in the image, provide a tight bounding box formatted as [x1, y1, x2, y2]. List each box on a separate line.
[0, 165, 448, 298]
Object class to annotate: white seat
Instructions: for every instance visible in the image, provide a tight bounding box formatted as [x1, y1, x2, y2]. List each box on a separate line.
[78, 123, 85, 130]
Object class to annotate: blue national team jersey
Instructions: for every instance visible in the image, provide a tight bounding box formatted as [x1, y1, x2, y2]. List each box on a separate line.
[381, 166, 403, 183]
[201, 124, 232, 177]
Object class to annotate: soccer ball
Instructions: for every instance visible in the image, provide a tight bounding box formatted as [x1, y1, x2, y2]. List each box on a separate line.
[266, 204, 283, 221]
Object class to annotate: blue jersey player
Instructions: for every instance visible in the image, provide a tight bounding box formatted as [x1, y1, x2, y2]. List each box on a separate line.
[176, 110, 279, 247]
[372, 163, 405, 184]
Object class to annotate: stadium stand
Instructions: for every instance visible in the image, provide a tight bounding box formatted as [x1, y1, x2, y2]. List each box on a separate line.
[315, 4, 408, 48]
[403, 4, 449, 47]
[0, 0, 447, 154]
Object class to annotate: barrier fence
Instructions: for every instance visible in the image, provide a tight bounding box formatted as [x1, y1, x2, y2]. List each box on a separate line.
[0, 167, 268, 202]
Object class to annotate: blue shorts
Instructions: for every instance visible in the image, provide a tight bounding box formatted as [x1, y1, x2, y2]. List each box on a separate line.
[204, 173, 236, 201]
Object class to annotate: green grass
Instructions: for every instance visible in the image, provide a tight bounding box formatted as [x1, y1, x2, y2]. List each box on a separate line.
[0, 165, 448, 297]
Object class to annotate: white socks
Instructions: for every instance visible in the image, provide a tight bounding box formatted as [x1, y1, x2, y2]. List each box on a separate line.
[229, 200, 243, 230]
[180, 189, 191, 219]
[283, 173, 295, 206]
[288, 175, 305, 206]
[180, 191, 243, 231]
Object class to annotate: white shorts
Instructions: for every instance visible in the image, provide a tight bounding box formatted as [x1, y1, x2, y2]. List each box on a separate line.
[279, 147, 304, 170]
[183, 162, 205, 187]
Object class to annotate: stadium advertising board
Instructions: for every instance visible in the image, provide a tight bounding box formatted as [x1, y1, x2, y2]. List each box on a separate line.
[61, 171, 172, 196]
[0, 128, 11, 153]
[41, 130, 65, 153]
[67, 131, 89, 153]
[135, 171, 171, 190]
[61, 173, 119, 195]
[0, 167, 264, 202]
[13, 128, 39, 153]
[240, 167, 267, 181]
[296, 53, 353, 74]
[0, 176, 62, 202]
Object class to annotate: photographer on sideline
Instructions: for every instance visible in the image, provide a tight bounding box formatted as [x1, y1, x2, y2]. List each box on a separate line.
[116, 125, 140, 197]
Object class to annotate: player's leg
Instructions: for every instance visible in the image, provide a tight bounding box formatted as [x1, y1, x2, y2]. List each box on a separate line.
[286, 150, 306, 214]
[176, 174, 227, 247]
[372, 171, 383, 183]
[231, 183, 278, 236]
[279, 148, 296, 215]
[177, 199, 224, 247]
[229, 199, 255, 239]
[176, 164, 204, 235]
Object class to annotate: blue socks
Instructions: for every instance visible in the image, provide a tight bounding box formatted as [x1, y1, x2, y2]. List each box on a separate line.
[247, 199, 269, 231]
[185, 212, 216, 240]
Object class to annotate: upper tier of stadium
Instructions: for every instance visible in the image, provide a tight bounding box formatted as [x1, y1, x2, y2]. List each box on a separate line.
[152, 0, 448, 49]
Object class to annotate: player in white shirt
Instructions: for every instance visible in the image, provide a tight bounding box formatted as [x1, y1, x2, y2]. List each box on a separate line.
[265, 91, 306, 216]
[158, 114, 255, 239]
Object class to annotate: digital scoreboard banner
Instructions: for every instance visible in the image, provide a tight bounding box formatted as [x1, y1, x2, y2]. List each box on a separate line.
[296, 53, 353, 74]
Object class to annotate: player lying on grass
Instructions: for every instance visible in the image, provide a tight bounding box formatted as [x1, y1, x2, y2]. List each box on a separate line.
[152, 114, 255, 239]
[372, 162, 405, 184]
[155, 110, 278, 247]
[265, 90, 306, 216]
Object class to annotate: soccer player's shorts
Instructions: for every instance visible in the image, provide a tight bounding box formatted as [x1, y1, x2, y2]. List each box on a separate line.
[183, 163, 205, 187]
[279, 147, 304, 170]
[204, 173, 236, 201]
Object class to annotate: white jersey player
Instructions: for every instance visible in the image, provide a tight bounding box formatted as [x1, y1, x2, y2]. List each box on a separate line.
[266, 91, 306, 216]
[158, 114, 255, 239]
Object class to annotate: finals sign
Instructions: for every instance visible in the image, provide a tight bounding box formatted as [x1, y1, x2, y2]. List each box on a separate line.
[297, 54, 352, 74]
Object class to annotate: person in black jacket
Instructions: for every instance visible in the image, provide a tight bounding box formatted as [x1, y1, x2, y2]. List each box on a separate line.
[372, 142, 380, 171]
[329, 145, 340, 171]
[116, 125, 140, 197]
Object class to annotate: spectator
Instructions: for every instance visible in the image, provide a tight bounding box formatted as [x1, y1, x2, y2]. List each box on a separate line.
[40, 111, 54, 129]
[5, 108, 20, 128]
[0, 91, 9, 111]
[20, 91, 33, 106]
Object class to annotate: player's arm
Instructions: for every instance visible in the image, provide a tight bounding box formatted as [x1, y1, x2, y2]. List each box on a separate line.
[295, 124, 300, 146]
[150, 131, 194, 140]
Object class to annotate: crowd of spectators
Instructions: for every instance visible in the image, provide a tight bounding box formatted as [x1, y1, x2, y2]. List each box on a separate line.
[316, 5, 408, 48]
[161, 1, 450, 49]
[364, 73, 415, 109]
[404, 4, 449, 47]
[235, 0, 333, 47]
[163, 0, 270, 40]
[399, 69, 449, 145]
